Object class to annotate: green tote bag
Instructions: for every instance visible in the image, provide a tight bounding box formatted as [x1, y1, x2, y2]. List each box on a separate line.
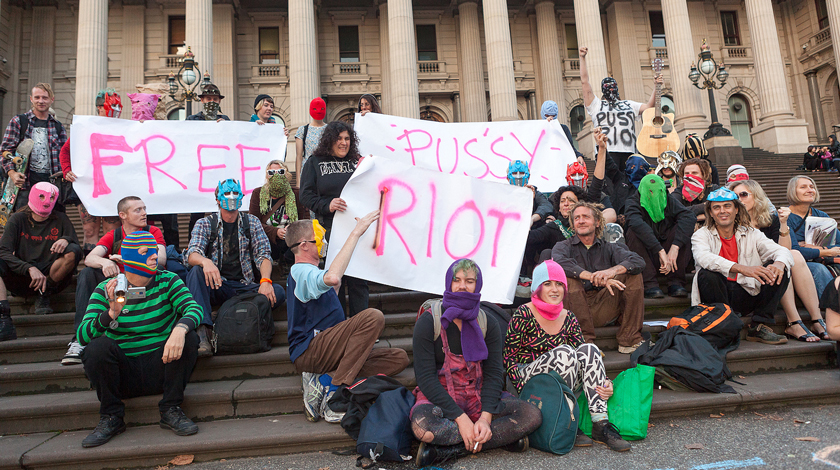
[577, 364, 655, 440]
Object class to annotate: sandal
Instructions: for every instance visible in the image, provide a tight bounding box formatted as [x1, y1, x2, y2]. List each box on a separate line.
[785, 320, 819, 342]
[811, 319, 831, 341]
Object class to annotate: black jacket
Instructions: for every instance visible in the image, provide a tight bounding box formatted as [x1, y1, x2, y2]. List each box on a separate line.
[186, 112, 231, 121]
[624, 190, 695, 254]
[327, 375, 405, 440]
[299, 154, 357, 230]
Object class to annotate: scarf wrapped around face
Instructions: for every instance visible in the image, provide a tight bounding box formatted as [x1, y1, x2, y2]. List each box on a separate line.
[259, 173, 298, 222]
[440, 260, 488, 362]
[639, 174, 667, 223]
[530, 260, 568, 321]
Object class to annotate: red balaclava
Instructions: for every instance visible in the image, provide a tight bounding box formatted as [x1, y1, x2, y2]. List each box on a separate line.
[309, 97, 326, 120]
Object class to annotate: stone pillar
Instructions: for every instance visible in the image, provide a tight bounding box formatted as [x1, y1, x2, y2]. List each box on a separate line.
[573, 0, 607, 87]
[213, 4, 238, 117]
[378, 1, 391, 113]
[743, 0, 809, 153]
[289, 0, 320, 127]
[535, 0, 564, 118]
[457, 0, 486, 122]
[827, 0, 840, 96]
[388, 0, 420, 118]
[451, 92, 461, 122]
[29, 6, 56, 88]
[660, 0, 708, 136]
[186, 0, 213, 76]
[805, 71, 828, 142]
[605, 1, 643, 100]
[74, 0, 108, 117]
[482, 0, 518, 121]
[121, 5, 145, 119]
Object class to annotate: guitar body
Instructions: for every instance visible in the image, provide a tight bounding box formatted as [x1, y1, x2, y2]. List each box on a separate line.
[637, 108, 680, 158]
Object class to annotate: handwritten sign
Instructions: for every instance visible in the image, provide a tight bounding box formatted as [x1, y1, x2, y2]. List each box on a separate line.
[353, 113, 577, 192]
[69, 116, 287, 216]
[325, 156, 532, 304]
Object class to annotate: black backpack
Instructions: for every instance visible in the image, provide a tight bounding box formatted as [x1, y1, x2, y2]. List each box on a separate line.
[211, 291, 275, 355]
[667, 303, 742, 356]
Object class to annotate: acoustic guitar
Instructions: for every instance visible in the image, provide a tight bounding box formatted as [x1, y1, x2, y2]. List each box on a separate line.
[636, 58, 680, 158]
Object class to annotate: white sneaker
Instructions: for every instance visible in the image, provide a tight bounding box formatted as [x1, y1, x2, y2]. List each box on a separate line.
[301, 372, 325, 422]
[61, 340, 84, 365]
[320, 390, 345, 424]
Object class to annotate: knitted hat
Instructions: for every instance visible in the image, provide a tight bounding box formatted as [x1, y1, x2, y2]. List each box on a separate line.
[254, 94, 273, 110]
[28, 182, 59, 217]
[531, 260, 568, 294]
[726, 164, 749, 183]
[121, 231, 158, 278]
[681, 174, 705, 202]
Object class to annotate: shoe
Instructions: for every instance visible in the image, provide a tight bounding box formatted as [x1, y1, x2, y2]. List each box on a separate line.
[618, 340, 645, 354]
[30, 294, 53, 315]
[784, 320, 819, 342]
[811, 319, 831, 341]
[197, 325, 213, 358]
[0, 309, 16, 342]
[575, 428, 593, 447]
[61, 340, 84, 365]
[515, 277, 532, 298]
[503, 436, 529, 453]
[81, 415, 126, 448]
[415, 442, 469, 467]
[159, 406, 199, 436]
[301, 372, 325, 422]
[321, 389, 345, 424]
[644, 288, 665, 299]
[747, 324, 788, 345]
[667, 285, 688, 298]
[604, 223, 625, 245]
[591, 420, 631, 452]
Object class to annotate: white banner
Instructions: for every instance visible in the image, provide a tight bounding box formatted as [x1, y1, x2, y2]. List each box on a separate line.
[325, 156, 532, 304]
[353, 113, 577, 192]
[69, 116, 287, 216]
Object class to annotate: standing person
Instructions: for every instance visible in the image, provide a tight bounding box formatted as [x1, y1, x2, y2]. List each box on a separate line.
[1, 83, 68, 212]
[249, 94, 290, 137]
[299, 121, 368, 317]
[540, 100, 585, 161]
[294, 97, 327, 188]
[579, 46, 662, 173]
[829, 135, 840, 174]
[248, 160, 298, 264]
[358, 94, 382, 115]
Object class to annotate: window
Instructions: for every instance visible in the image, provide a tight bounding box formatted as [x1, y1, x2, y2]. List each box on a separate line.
[338, 26, 360, 63]
[649, 11, 666, 48]
[565, 24, 578, 58]
[167, 108, 185, 120]
[168, 16, 185, 55]
[259, 27, 280, 64]
[816, 0, 829, 29]
[416, 25, 438, 61]
[720, 12, 741, 46]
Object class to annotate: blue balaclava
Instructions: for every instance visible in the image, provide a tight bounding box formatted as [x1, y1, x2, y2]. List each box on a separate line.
[540, 100, 558, 120]
[217, 178, 244, 211]
[625, 155, 651, 189]
[507, 160, 530, 186]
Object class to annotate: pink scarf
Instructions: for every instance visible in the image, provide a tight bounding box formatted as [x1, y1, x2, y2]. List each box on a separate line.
[529, 260, 568, 321]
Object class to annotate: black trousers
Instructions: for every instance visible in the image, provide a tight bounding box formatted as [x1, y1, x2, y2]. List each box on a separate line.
[147, 214, 180, 250]
[75, 267, 107, 331]
[624, 225, 691, 290]
[696, 265, 789, 325]
[340, 275, 369, 318]
[188, 213, 205, 238]
[81, 331, 199, 417]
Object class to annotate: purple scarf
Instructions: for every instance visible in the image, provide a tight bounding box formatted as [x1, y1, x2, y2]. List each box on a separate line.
[440, 259, 488, 362]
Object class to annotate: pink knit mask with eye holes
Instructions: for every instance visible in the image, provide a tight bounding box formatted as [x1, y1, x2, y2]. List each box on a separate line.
[28, 182, 59, 217]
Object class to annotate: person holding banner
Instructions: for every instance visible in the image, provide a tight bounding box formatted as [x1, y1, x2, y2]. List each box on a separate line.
[358, 94, 382, 116]
[540, 100, 583, 162]
[248, 160, 298, 264]
[300, 121, 369, 317]
[250, 94, 291, 138]
[294, 97, 327, 187]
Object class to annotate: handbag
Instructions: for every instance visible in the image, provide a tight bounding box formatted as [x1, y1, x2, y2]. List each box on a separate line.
[49, 172, 81, 206]
[577, 364, 655, 440]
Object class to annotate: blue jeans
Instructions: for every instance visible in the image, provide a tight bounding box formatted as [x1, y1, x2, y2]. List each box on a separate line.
[806, 261, 836, 298]
[186, 265, 285, 326]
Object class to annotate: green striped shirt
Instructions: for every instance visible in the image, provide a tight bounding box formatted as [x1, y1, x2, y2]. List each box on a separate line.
[77, 271, 204, 356]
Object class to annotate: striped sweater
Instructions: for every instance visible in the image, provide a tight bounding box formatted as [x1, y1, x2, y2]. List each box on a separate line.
[77, 271, 203, 356]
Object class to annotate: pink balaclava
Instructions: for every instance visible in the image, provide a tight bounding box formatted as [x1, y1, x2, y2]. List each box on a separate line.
[128, 93, 161, 121]
[28, 182, 59, 217]
[309, 97, 326, 120]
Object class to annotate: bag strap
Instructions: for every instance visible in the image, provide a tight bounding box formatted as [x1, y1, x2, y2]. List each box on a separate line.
[113, 225, 150, 254]
[302, 124, 309, 147]
[421, 298, 487, 340]
[17, 114, 29, 146]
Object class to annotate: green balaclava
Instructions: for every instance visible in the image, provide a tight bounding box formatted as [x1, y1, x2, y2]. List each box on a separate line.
[639, 174, 667, 223]
[260, 173, 298, 222]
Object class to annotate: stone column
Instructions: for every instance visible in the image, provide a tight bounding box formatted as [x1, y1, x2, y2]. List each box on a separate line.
[743, 0, 809, 153]
[388, 0, 420, 118]
[121, 5, 145, 119]
[605, 1, 643, 100]
[29, 6, 56, 88]
[213, 4, 238, 116]
[457, 0, 486, 122]
[535, 0, 564, 118]
[826, 0, 840, 94]
[660, 0, 707, 136]
[482, 0, 518, 121]
[805, 71, 827, 142]
[573, 0, 607, 87]
[289, 0, 320, 127]
[74, 0, 108, 117]
[378, 1, 391, 113]
[186, 0, 213, 76]
[451, 92, 461, 122]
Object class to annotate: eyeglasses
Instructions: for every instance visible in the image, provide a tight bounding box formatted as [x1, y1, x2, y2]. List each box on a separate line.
[737, 191, 751, 199]
[267, 169, 286, 176]
[288, 239, 316, 249]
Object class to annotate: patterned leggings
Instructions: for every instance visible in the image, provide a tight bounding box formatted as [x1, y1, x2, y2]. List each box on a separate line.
[519, 343, 608, 417]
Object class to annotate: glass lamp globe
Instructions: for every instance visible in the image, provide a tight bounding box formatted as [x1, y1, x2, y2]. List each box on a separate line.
[700, 59, 715, 75]
[181, 68, 197, 86]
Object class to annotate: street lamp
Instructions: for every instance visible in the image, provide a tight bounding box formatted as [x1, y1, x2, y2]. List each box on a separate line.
[167, 47, 212, 117]
[689, 40, 731, 139]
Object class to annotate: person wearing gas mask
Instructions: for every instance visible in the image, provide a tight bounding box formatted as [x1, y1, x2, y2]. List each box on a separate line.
[579, 46, 662, 173]
[295, 97, 328, 188]
[77, 231, 204, 448]
[186, 179, 285, 357]
[654, 150, 682, 193]
[186, 84, 230, 122]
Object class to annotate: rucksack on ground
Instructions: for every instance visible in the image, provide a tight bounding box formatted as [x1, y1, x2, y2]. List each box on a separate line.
[667, 303, 741, 355]
[355, 387, 415, 468]
[211, 291, 274, 355]
[520, 370, 578, 455]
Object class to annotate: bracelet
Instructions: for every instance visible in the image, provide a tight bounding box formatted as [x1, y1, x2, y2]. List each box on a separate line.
[779, 231, 790, 237]
[175, 323, 190, 332]
[259, 278, 272, 284]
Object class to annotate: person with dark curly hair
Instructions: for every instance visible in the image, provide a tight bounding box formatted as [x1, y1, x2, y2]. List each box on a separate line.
[299, 121, 368, 316]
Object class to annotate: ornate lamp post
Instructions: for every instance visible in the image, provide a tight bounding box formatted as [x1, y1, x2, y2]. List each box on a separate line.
[167, 47, 212, 117]
[689, 40, 731, 139]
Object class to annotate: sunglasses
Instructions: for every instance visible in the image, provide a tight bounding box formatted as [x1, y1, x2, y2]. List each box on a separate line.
[288, 239, 316, 249]
[267, 169, 286, 176]
[737, 191, 751, 199]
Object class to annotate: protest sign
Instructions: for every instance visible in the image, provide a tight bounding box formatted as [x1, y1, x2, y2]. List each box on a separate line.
[353, 112, 577, 192]
[324, 156, 532, 304]
[69, 116, 286, 216]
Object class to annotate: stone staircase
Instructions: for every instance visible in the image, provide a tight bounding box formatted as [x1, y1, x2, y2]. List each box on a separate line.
[0, 155, 839, 470]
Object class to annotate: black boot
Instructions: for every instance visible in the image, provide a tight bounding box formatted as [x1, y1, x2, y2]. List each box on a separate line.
[30, 293, 53, 315]
[592, 419, 631, 452]
[197, 325, 213, 358]
[503, 436, 530, 453]
[0, 301, 16, 342]
[82, 415, 126, 448]
[415, 442, 470, 467]
[160, 406, 199, 436]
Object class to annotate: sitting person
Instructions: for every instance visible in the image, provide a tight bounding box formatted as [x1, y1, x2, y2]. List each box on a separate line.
[672, 158, 720, 225]
[186, 178, 285, 357]
[624, 174, 695, 298]
[77, 231, 203, 447]
[730, 179, 829, 341]
[411, 259, 541, 466]
[504, 260, 629, 452]
[803, 145, 820, 172]
[285, 213, 409, 423]
[507, 159, 552, 228]
[552, 202, 646, 353]
[820, 277, 840, 340]
[691, 188, 792, 345]
[0, 182, 82, 341]
[654, 150, 681, 192]
[69, 196, 168, 365]
[681, 133, 719, 185]
[726, 164, 749, 184]
[248, 160, 297, 264]
[819, 146, 833, 171]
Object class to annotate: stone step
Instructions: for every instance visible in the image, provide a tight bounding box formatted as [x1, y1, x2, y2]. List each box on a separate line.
[4, 368, 838, 470]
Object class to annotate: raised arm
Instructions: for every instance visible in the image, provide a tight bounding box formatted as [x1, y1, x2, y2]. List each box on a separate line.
[638, 73, 664, 114]
[323, 210, 380, 287]
[579, 47, 596, 107]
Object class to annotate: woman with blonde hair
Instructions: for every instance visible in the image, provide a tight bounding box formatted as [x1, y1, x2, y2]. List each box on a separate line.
[729, 179, 827, 341]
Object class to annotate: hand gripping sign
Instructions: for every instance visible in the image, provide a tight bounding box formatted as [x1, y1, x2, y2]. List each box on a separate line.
[353, 113, 577, 192]
[69, 116, 287, 216]
[324, 156, 532, 304]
